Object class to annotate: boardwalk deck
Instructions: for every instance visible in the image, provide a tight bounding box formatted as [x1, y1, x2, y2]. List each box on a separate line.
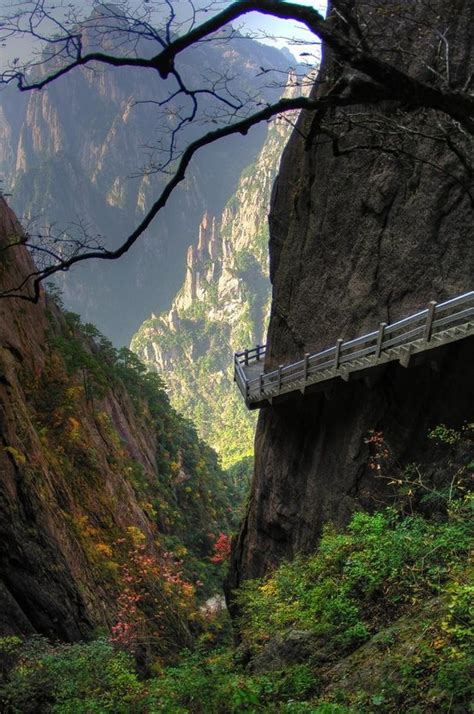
[234, 291, 474, 410]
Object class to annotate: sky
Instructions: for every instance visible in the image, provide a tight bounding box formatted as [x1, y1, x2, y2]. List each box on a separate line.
[0, 0, 328, 69]
[241, 0, 327, 62]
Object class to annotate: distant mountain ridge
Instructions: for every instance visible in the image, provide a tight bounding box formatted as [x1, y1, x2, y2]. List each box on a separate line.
[0, 15, 291, 344]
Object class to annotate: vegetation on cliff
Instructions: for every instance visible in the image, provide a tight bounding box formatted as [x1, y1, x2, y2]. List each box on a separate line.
[42, 301, 239, 615]
[1, 427, 472, 712]
[0, 203, 240, 649]
[131, 116, 293, 469]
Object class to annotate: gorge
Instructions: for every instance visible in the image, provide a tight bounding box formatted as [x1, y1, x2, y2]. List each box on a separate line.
[0, 0, 472, 711]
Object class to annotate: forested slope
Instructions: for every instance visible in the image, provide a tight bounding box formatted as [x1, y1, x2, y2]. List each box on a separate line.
[0, 197, 236, 652]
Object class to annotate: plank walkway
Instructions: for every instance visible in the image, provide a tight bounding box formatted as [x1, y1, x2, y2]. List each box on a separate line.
[234, 291, 474, 410]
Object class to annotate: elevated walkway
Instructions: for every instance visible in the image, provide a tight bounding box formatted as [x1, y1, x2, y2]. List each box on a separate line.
[234, 291, 474, 410]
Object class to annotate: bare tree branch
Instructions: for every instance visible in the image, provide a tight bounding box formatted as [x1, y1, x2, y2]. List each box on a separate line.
[2, 90, 378, 301]
[0, 0, 472, 301]
[3, 1, 473, 130]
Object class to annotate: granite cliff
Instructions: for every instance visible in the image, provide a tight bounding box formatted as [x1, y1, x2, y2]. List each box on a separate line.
[229, 0, 474, 591]
[131, 110, 296, 467]
[0, 197, 234, 648]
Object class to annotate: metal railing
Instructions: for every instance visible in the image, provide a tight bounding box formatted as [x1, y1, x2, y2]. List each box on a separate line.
[234, 291, 474, 406]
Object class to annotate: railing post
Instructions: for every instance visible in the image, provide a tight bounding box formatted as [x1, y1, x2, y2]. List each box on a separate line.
[424, 301, 437, 342]
[375, 322, 387, 359]
[334, 338, 344, 368]
[278, 365, 283, 393]
[259, 373, 264, 396]
[303, 353, 310, 382]
[244, 348, 249, 366]
[256, 344, 261, 361]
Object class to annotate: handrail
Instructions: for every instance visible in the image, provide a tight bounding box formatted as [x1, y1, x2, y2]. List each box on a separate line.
[234, 291, 474, 406]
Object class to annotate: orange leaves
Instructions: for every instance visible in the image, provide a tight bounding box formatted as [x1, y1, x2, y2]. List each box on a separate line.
[95, 542, 113, 558]
[109, 534, 198, 652]
[365, 430, 390, 473]
[210, 532, 231, 564]
[67, 416, 82, 441]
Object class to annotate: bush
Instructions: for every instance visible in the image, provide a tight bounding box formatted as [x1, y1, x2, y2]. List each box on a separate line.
[0, 638, 145, 713]
[147, 650, 319, 713]
[1, 497, 470, 713]
[237, 496, 472, 655]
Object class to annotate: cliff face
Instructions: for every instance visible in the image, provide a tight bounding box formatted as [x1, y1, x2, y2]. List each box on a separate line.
[0, 17, 290, 345]
[0, 198, 231, 645]
[229, 0, 474, 587]
[131, 113, 294, 467]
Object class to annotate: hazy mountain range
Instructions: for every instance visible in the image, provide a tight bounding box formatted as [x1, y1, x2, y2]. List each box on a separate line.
[0, 11, 291, 345]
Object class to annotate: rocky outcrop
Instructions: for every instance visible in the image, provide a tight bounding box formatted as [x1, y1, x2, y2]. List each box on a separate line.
[131, 109, 294, 466]
[0, 197, 230, 643]
[0, 200, 92, 638]
[229, 0, 473, 589]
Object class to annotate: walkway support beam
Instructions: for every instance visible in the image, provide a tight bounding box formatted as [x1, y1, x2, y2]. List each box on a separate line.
[334, 338, 344, 368]
[375, 322, 387, 358]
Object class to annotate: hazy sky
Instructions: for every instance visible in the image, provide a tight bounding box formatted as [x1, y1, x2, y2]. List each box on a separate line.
[241, 0, 327, 62]
[1, 0, 327, 68]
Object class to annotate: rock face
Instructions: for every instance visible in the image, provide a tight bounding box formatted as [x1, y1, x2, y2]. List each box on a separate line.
[229, 0, 474, 589]
[131, 110, 294, 467]
[0, 197, 231, 643]
[0, 15, 290, 345]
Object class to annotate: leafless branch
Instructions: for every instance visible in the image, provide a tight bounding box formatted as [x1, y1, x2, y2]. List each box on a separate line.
[0, 0, 472, 300]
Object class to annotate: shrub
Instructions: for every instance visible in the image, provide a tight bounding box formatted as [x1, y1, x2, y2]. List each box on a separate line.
[236, 496, 472, 656]
[0, 638, 144, 714]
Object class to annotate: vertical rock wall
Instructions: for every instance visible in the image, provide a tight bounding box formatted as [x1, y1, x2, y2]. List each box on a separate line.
[229, 0, 473, 591]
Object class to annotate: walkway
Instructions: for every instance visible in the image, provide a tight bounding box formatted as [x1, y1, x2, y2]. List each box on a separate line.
[234, 291, 474, 410]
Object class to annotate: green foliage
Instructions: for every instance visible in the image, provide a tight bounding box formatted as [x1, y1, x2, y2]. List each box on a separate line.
[224, 456, 254, 521]
[129, 128, 282, 470]
[20, 308, 240, 654]
[139, 650, 318, 713]
[45, 282, 65, 309]
[427, 423, 462, 445]
[426, 421, 474, 447]
[34, 310, 235, 562]
[237, 500, 472, 658]
[0, 637, 22, 684]
[0, 643, 320, 713]
[1, 496, 471, 713]
[232, 249, 260, 278]
[133, 313, 250, 467]
[0, 637, 144, 713]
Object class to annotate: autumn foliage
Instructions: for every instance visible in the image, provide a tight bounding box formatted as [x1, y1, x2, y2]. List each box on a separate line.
[210, 533, 231, 564]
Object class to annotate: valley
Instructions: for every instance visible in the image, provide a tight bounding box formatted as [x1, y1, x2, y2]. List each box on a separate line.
[0, 1, 472, 711]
